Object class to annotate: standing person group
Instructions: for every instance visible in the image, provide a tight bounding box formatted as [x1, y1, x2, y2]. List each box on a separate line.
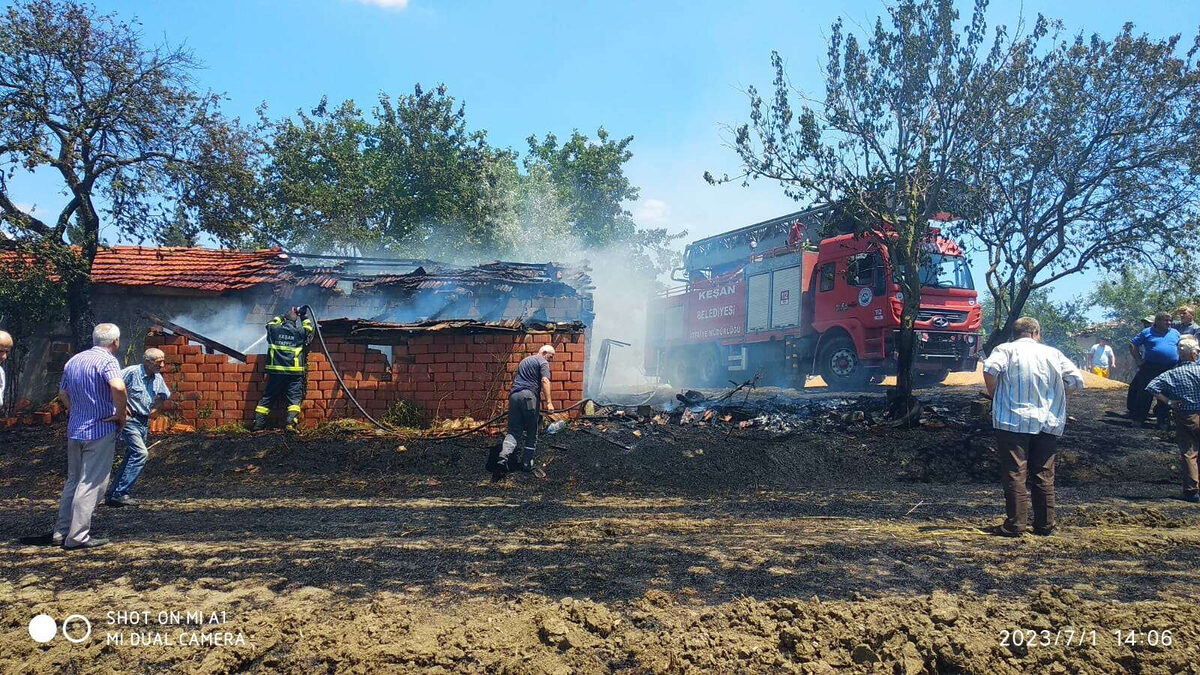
[15, 324, 171, 550]
[984, 317, 1086, 536]
[1145, 335, 1200, 503]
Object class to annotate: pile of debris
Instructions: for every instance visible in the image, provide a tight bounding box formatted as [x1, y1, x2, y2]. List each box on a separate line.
[582, 385, 982, 439]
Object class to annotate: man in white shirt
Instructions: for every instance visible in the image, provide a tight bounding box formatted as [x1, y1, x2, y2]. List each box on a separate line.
[1085, 337, 1116, 378]
[983, 317, 1085, 536]
[0, 330, 11, 408]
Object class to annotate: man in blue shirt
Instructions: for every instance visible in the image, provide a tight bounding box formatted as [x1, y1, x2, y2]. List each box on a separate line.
[1128, 312, 1181, 428]
[105, 348, 171, 507]
[1146, 335, 1200, 503]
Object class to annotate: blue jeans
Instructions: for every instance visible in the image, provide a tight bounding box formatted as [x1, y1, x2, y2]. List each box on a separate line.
[108, 418, 150, 499]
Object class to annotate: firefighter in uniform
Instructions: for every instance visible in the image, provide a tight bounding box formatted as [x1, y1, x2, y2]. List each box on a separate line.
[251, 307, 314, 431]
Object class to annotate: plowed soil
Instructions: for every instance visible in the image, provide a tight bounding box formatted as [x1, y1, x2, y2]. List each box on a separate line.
[3, 386, 1199, 673]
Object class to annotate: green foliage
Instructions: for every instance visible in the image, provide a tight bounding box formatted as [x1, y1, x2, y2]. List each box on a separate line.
[1087, 267, 1200, 342]
[260, 86, 678, 272]
[0, 242, 69, 413]
[0, 244, 68, 339]
[0, 0, 261, 346]
[952, 21, 1200, 350]
[525, 128, 639, 248]
[260, 85, 520, 257]
[982, 288, 1089, 361]
[383, 398, 431, 430]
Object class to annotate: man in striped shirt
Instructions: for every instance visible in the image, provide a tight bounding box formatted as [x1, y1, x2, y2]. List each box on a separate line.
[983, 317, 1085, 536]
[53, 324, 128, 550]
[1145, 335, 1200, 503]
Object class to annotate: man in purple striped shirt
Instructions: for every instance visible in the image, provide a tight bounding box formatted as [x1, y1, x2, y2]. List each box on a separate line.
[52, 323, 128, 550]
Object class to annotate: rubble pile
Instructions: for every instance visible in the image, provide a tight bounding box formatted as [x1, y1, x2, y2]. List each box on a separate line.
[583, 387, 981, 439]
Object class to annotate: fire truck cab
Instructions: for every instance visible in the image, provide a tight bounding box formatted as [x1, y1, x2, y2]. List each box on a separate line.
[645, 208, 982, 390]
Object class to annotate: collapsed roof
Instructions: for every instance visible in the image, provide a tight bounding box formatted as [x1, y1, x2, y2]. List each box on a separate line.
[316, 317, 586, 343]
[0, 244, 592, 297]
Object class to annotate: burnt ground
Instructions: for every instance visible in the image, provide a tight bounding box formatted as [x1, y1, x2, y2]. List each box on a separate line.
[1, 386, 1199, 673]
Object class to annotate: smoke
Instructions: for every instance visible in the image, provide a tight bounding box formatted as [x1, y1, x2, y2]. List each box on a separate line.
[169, 304, 272, 355]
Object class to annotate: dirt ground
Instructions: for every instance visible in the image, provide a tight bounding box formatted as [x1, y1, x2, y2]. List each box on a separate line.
[3, 383, 1200, 673]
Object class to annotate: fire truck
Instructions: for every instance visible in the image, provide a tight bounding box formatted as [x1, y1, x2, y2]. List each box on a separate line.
[645, 207, 983, 390]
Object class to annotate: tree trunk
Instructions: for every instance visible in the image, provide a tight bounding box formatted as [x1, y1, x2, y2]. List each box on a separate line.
[982, 282, 1034, 353]
[888, 252, 923, 426]
[65, 211, 100, 352]
[65, 272, 93, 352]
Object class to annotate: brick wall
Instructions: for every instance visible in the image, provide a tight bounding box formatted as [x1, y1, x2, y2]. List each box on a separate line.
[146, 328, 586, 430]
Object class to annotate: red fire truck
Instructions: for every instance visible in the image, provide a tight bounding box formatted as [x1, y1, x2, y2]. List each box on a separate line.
[645, 207, 983, 390]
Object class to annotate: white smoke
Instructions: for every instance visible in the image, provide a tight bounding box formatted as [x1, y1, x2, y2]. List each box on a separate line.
[169, 304, 272, 355]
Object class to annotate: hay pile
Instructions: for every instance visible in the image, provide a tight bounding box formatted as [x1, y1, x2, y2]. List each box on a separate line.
[940, 362, 1125, 390]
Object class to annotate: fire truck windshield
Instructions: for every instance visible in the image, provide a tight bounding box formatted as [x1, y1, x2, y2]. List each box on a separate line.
[918, 254, 974, 290]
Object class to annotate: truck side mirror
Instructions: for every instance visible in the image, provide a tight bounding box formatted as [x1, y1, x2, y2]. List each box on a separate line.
[873, 265, 886, 297]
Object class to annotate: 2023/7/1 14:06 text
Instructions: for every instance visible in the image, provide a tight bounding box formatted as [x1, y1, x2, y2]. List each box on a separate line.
[999, 629, 1174, 648]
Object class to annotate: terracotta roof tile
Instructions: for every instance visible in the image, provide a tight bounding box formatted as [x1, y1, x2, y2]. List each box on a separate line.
[89, 246, 299, 292]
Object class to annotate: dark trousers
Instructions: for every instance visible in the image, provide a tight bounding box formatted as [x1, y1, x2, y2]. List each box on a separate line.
[996, 429, 1059, 532]
[1129, 362, 1173, 424]
[502, 389, 539, 466]
[253, 373, 305, 428]
[1176, 413, 1200, 496]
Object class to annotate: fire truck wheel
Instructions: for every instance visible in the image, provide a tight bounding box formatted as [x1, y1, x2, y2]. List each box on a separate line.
[667, 357, 691, 388]
[695, 347, 726, 388]
[818, 336, 868, 391]
[913, 368, 951, 388]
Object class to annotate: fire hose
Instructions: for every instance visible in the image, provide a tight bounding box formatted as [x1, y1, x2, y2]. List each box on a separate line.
[301, 304, 591, 440]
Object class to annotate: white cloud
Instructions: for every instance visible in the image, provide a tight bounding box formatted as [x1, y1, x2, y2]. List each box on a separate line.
[632, 198, 670, 228]
[351, 0, 410, 9]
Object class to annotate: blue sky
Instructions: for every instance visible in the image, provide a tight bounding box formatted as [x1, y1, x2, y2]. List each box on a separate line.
[7, 0, 1199, 315]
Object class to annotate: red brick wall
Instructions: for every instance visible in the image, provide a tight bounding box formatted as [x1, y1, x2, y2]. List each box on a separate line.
[146, 329, 586, 430]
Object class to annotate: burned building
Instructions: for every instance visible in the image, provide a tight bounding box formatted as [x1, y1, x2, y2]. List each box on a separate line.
[4, 246, 593, 424]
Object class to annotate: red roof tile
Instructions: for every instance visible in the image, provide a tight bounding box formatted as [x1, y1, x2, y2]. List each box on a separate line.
[88, 246, 300, 292]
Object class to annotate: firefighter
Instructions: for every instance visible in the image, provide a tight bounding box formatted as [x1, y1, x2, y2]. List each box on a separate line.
[251, 307, 314, 431]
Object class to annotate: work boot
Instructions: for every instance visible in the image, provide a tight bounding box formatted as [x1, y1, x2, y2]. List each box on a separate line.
[250, 414, 268, 431]
[285, 415, 300, 433]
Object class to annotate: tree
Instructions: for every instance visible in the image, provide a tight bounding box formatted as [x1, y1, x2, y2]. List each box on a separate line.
[981, 288, 1088, 361]
[0, 242, 68, 413]
[954, 24, 1200, 352]
[525, 129, 640, 248]
[0, 0, 261, 348]
[709, 0, 1020, 414]
[261, 85, 519, 259]
[1089, 266, 1200, 340]
[491, 163, 575, 261]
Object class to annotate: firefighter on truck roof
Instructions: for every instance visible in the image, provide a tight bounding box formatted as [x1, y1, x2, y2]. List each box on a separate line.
[251, 306, 314, 431]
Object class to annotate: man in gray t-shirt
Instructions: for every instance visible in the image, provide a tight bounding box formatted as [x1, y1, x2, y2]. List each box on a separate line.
[499, 345, 556, 474]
